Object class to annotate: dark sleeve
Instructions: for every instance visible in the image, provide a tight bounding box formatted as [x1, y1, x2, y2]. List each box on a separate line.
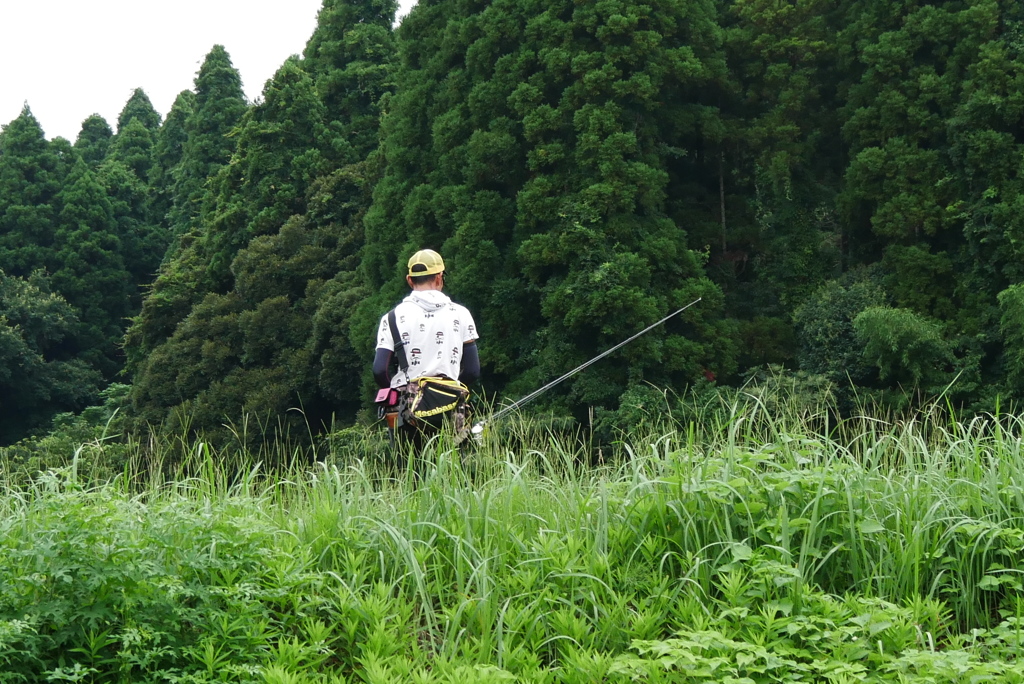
[460, 341, 480, 384]
[373, 348, 392, 388]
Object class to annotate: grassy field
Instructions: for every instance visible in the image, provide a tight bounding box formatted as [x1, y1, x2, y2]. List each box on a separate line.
[2, 396, 1023, 683]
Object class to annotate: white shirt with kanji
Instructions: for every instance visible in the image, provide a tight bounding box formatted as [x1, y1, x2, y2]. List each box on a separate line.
[376, 289, 478, 388]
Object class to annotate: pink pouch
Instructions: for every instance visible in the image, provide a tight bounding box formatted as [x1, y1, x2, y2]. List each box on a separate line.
[374, 388, 399, 406]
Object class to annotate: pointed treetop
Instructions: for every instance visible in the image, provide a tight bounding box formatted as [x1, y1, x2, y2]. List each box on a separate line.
[168, 46, 248, 234]
[304, 0, 397, 65]
[195, 45, 246, 106]
[1, 105, 48, 155]
[301, 0, 396, 158]
[74, 114, 113, 165]
[58, 155, 114, 229]
[152, 90, 195, 172]
[117, 88, 162, 133]
[168, 89, 197, 115]
[148, 90, 196, 223]
[107, 118, 155, 179]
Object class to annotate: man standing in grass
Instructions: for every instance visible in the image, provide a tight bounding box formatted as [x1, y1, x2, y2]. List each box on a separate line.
[373, 249, 481, 456]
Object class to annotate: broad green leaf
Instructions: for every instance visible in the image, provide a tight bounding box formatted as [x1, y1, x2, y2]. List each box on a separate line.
[858, 520, 885, 534]
[977, 575, 1002, 590]
[731, 542, 753, 562]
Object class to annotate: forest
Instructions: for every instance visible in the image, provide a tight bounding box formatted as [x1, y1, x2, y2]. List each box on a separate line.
[2, 0, 1024, 447]
[6, 2, 1024, 681]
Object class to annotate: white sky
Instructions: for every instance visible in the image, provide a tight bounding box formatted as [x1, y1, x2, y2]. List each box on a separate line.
[0, 0, 416, 142]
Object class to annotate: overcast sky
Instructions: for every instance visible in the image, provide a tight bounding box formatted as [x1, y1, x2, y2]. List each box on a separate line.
[1, 0, 416, 142]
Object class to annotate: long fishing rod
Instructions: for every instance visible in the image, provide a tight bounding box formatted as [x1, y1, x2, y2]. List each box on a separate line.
[472, 297, 702, 435]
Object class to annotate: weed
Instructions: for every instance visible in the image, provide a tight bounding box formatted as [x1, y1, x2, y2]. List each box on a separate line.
[2, 394, 1024, 681]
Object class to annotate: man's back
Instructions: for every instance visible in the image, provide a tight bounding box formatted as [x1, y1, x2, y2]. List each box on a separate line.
[377, 289, 477, 388]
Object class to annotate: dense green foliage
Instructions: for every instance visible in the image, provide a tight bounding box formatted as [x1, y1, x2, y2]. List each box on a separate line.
[360, 0, 733, 412]
[117, 88, 162, 133]
[3, 402, 1024, 682]
[0, 106, 166, 440]
[73, 115, 113, 167]
[0, 270, 103, 444]
[123, 1, 397, 441]
[6, 0, 1024, 443]
[168, 45, 249, 237]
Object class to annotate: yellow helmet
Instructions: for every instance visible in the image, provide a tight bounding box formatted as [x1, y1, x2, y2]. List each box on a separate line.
[407, 249, 445, 277]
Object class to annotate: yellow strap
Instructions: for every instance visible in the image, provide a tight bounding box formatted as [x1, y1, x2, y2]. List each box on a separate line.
[411, 377, 469, 417]
[415, 376, 469, 393]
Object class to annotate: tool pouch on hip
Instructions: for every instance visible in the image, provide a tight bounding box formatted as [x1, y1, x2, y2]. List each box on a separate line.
[408, 377, 470, 428]
[374, 387, 400, 420]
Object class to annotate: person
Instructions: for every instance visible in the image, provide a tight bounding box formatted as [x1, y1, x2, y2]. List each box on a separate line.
[373, 249, 480, 458]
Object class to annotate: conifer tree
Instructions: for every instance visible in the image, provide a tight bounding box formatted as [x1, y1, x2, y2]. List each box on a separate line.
[74, 114, 113, 166]
[100, 123, 168, 296]
[52, 159, 133, 376]
[303, 0, 396, 159]
[149, 90, 195, 225]
[945, 0, 1024, 402]
[830, 0, 1007, 402]
[124, 48, 246, 376]
[96, 161, 165, 296]
[1, 108, 142, 393]
[104, 99, 168, 293]
[128, 57, 328, 380]
[107, 118, 155, 180]
[116, 87, 161, 132]
[0, 107, 63, 276]
[168, 45, 248, 235]
[839, 0, 973, 254]
[127, 3, 397, 438]
[943, 1, 1024, 288]
[109, 0, 1024, 430]
[303, 0, 397, 415]
[100, 92, 161, 260]
[200, 58, 331, 289]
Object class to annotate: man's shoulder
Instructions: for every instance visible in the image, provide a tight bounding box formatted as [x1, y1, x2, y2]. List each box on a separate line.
[392, 300, 421, 317]
[445, 300, 473, 315]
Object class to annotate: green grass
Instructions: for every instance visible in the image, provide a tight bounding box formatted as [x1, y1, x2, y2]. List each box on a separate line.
[1, 397, 1023, 682]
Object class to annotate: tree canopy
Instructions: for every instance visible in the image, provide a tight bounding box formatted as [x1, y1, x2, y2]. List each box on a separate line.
[6, 0, 1024, 444]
